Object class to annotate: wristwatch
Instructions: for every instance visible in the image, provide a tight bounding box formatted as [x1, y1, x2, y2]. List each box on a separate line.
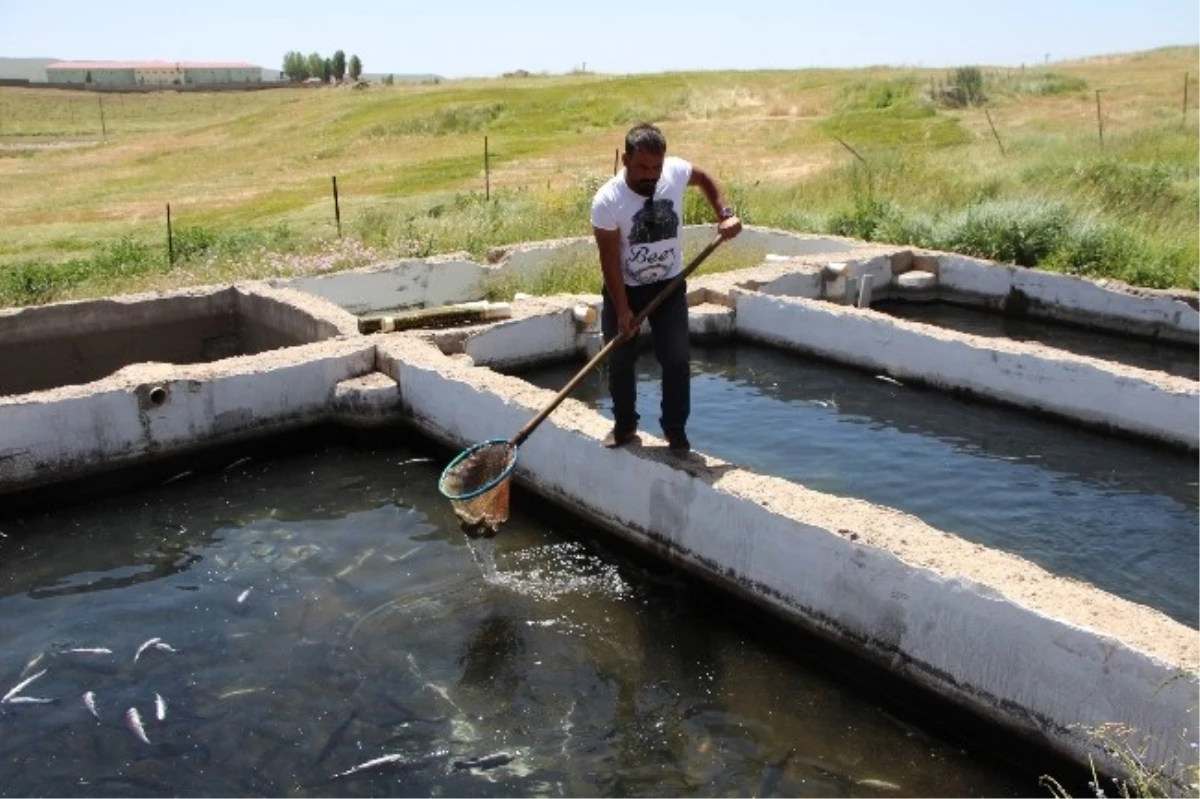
[718, 206, 736, 221]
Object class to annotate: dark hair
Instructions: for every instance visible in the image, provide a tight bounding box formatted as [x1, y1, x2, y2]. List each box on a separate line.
[624, 123, 666, 156]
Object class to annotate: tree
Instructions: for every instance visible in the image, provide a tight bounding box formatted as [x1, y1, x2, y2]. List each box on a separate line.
[282, 51, 309, 82]
[348, 55, 363, 82]
[306, 52, 323, 82]
[332, 50, 346, 83]
[383, 74, 394, 86]
[322, 57, 333, 83]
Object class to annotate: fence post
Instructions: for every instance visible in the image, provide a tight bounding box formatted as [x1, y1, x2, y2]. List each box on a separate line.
[484, 136, 490, 200]
[984, 108, 1006, 157]
[1095, 89, 1104, 147]
[332, 175, 341, 237]
[1184, 72, 1190, 129]
[613, 148, 619, 175]
[97, 92, 107, 141]
[166, 203, 174, 265]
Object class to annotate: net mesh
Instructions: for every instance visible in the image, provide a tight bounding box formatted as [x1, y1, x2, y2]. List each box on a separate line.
[438, 440, 517, 536]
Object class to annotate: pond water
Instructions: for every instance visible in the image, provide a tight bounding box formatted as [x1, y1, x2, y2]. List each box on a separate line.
[517, 343, 1199, 628]
[0, 434, 1068, 798]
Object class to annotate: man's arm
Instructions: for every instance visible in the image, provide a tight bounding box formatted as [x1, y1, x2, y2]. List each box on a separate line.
[688, 165, 743, 239]
[593, 226, 636, 336]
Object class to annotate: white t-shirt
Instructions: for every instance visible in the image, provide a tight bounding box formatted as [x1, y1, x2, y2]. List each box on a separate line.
[590, 156, 692, 285]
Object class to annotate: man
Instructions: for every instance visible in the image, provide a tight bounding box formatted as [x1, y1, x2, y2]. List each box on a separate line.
[590, 123, 742, 455]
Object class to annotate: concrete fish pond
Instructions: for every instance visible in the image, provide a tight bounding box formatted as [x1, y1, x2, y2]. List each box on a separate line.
[1, 439, 1057, 797]
[1, 226, 1196, 795]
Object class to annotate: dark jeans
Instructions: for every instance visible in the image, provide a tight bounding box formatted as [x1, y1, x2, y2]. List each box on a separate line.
[601, 278, 690, 437]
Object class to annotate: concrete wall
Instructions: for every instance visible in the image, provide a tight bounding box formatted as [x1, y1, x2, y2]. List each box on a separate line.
[936, 254, 1200, 344]
[281, 255, 483, 315]
[733, 290, 1199, 449]
[0, 285, 356, 397]
[373, 332, 1198, 784]
[0, 339, 375, 493]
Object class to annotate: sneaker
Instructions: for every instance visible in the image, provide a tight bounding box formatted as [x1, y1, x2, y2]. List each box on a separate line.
[665, 430, 691, 455]
[603, 426, 640, 448]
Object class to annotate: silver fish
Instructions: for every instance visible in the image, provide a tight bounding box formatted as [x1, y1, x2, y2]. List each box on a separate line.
[5, 696, 56, 705]
[3, 668, 47, 702]
[21, 652, 45, 676]
[83, 691, 100, 719]
[875, 374, 903, 386]
[125, 707, 151, 744]
[154, 693, 167, 721]
[236, 587, 253, 604]
[67, 647, 113, 655]
[453, 751, 513, 770]
[153, 642, 179, 654]
[133, 638, 162, 662]
[857, 777, 902, 792]
[398, 457, 433, 466]
[332, 753, 408, 779]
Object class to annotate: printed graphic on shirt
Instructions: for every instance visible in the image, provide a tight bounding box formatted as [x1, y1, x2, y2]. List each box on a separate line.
[626, 198, 680, 283]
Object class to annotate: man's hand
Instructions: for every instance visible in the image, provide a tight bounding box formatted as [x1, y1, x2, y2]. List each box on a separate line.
[617, 305, 637, 338]
[718, 215, 743, 240]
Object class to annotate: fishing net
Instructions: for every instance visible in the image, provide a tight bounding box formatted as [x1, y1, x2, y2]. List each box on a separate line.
[438, 439, 518, 537]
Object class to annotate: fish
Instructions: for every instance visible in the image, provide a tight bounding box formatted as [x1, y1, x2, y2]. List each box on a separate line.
[315, 709, 358, 764]
[218, 687, 264, 700]
[5, 696, 56, 704]
[133, 638, 162, 662]
[875, 374, 904, 386]
[154, 693, 167, 721]
[331, 753, 408, 779]
[453, 751, 513, 770]
[398, 457, 433, 466]
[125, 707, 151, 744]
[67, 647, 113, 655]
[21, 652, 45, 676]
[153, 642, 180, 654]
[3, 668, 47, 702]
[161, 470, 193, 486]
[223, 456, 253, 471]
[83, 691, 100, 719]
[856, 777, 902, 792]
[336, 549, 376, 579]
[237, 587, 253, 604]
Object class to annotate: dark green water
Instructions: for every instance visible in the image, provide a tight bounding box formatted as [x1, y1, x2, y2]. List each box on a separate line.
[517, 343, 1199, 628]
[0, 434, 1066, 798]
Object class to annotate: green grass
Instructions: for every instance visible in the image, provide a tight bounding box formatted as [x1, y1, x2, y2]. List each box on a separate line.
[479, 237, 768, 302]
[1, 46, 1197, 308]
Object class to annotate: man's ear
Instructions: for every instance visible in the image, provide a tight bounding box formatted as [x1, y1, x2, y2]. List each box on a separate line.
[620, 152, 629, 169]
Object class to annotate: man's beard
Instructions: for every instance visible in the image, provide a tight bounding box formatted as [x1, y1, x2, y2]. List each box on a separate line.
[632, 180, 657, 197]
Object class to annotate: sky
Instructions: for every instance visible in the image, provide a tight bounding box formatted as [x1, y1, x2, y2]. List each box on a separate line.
[0, 0, 1196, 79]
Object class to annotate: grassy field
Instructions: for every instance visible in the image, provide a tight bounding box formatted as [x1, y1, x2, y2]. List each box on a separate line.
[0, 46, 1196, 308]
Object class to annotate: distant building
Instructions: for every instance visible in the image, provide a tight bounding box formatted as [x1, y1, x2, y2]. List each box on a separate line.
[45, 61, 262, 86]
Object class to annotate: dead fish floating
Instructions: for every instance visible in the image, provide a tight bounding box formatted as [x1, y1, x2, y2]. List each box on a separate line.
[875, 374, 904, 386]
[154, 693, 167, 721]
[83, 691, 100, 719]
[453, 751, 514, 770]
[125, 707, 152, 745]
[331, 753, 409, 779]
[2, 668, 48, 703]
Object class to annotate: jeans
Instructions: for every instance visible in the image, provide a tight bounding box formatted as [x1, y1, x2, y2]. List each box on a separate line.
[601, 278, 690, 437]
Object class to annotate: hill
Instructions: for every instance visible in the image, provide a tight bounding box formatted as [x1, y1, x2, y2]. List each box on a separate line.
[0, 46, 1195, 306]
